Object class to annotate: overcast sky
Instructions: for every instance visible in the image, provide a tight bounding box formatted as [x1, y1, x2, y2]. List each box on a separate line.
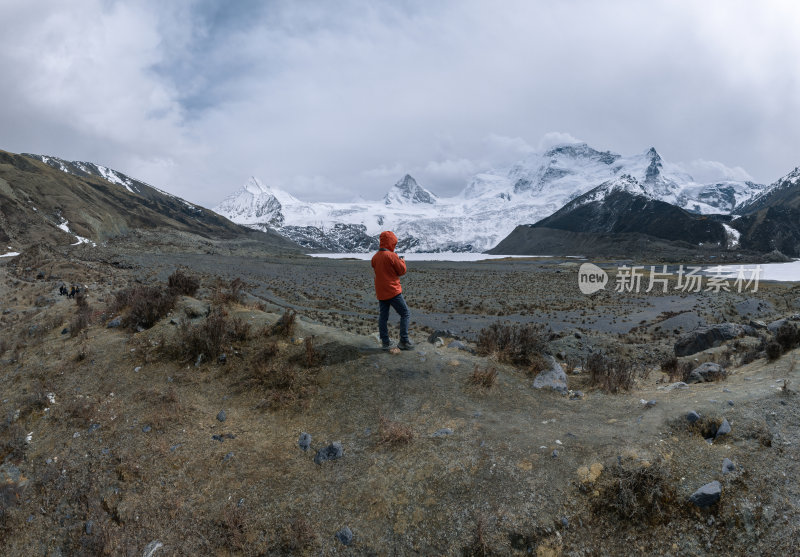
[1, 0, 799, 206]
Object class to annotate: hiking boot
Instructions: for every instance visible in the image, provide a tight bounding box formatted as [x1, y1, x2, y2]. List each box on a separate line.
[398, 340, 415, 351]
[382, 341, 397, 351]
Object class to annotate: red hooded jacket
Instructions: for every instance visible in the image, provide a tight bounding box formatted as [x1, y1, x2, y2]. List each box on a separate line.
[371, 231, 406, 300]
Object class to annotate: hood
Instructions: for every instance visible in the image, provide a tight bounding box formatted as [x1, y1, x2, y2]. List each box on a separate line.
[379, 230, 398, 251]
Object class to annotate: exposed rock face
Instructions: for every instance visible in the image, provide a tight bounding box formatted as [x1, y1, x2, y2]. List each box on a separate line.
[674, 323, 744, 356]
[687, 362, 727, 383]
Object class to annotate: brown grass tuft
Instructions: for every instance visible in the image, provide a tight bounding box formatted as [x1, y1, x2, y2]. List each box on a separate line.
[378, 415, 414, 446]
[476, 322, 549, 367]
[468, 365, 498, 389]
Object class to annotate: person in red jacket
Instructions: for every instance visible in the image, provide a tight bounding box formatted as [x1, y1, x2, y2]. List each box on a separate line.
[371, 231, 413, 350]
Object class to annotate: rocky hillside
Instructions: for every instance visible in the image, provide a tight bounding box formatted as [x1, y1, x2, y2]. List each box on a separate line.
[0, 150, 296, 252]
[489, 175, 730, 256]
[732, 167, 800, 257]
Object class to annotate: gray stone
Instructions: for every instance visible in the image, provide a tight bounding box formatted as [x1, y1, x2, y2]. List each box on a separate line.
[314, 442, 343, 465]
[433, 428, 453, 437]
[644, 399, 657, 408]
[689, 481, 721, 507]
[666, 381, 689, 391]
[217, 410, 226, 422]
[686, 411, 701, 424]
[767, 319, 787, 333]
[432, 337, 444, 347]
[298, 432, 311, 451]
[569, 390, 584, 400]
[223, 452, 234, 461]
[335, 526, 353, 546]
[142, 540, 164, 557]
[687, 362, 727, 383]
[427, 329, 459, 343]
[722, 458, 736, 474]
[85, 520, 93, 535]
[218, 353, 227, 364]
[749, 319, 767, 329]
[448, 340, 468, 351]
[141, 425, 151, 433]
[715, 418, 731, 439]
[106, 317, 122, 328]
[674, 323, 744, 356]
[533, 356, 568, 394]
[551, 449, 559, 458]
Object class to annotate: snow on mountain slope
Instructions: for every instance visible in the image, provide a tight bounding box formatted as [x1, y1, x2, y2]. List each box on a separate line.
[215, 143, 765, 252]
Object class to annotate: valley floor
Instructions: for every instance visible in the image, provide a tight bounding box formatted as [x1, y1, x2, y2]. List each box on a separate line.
[1, 239, 799, 555]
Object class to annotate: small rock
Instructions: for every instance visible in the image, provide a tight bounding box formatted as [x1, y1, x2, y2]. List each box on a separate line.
[314, 442, 343, 465]
[85, 520, 93, 535]
[569, 390, 584, 400]
[665, 381, 689, 391]
[142, 540, 164, 557]
[686, 411, 701, 424]
[715, 418, 731, 439]
[88, 423, 101, 434]
[141, 425, 151, 433]
[433, 337, 444, 347]
[134, 366, 142, 373]
[106, 317, 122, 328]
[223, 452, 234, 461]
[722, 458, 736, 475]
[448, 340, 468, 351]
[644, 399, 657, 408]
[212, 434, 224, 442]
[532, 356, 568, 394]
[433, 428, 453, 437]
[298, 432, 312, 451]
[61, 328, 69, 335]
[335, 526, 354, 546]
[218, 353, 227, 364]
[560, 516, 569, 528]
[688, 362, 727, 383]
[689, 480, 721, 508]
[427, 329, 459, 343]
[727, 400, 734, 406]
[170, 444, 182, 452]
[551, 449, 559, 458]
[217, 410, 227, 422]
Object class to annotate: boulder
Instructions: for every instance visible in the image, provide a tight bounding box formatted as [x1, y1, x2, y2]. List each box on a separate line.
[715, 418, 731, 439]
[532, 356, 568, 395]
[767, 319, 787, 334]
[427, 329, 459, 343]
[688, 481, 721, 508]
[687, 362, 727, 383]
[674, 323, 744, 356]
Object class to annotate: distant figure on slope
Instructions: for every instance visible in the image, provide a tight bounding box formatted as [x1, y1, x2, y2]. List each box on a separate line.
[371, 231, 413, 351]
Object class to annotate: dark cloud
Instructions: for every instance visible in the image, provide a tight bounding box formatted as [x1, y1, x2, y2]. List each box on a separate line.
[1, 0, 798, 206]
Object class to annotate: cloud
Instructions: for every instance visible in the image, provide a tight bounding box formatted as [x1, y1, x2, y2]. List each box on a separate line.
[1, 1, 799, 206]
[681, 159, 755, 183]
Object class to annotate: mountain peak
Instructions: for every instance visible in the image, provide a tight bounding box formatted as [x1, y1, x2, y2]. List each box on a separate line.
[384, 174, 437, 205]
[243, 176, 269, 195]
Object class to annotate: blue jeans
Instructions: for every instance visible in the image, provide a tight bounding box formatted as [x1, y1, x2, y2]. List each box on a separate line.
[378, 293, 410, 345]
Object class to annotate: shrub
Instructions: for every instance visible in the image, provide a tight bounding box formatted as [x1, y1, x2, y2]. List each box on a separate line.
[111, 285, 177, 330]
[378, 415, 414, 446]
[271, 309, 297, 338]
[171, 308, 233, 363]
[70, 292, 92, 338]
[213, 277, 246, 306]
[594, 456, 675, 523]
[476, 322, 548, 367]
[766, 341, 783, 361]
[585, 350, 636, 393]
[251, 361, 316, 410]
[167, 269, 200, 296]
[776, 321, 799, 353]
[468, 365, 498, 389]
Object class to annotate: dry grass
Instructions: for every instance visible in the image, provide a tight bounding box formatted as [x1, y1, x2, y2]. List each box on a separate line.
[377, 415, 415, 446]
[585, 350, 636, 393]
[476, 321, 549, 367]
[211, 277, 246, 306]
[271, 309, 297, 338]
[110, 284, 177, 330]
[167, 268, 199, 296]
[594, 456, 676, 523]
[166, 307, 251, 364]
[468, 365, 498, 389]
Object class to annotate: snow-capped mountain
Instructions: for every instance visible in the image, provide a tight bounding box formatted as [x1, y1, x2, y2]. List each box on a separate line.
[214, 143, 765, 252]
